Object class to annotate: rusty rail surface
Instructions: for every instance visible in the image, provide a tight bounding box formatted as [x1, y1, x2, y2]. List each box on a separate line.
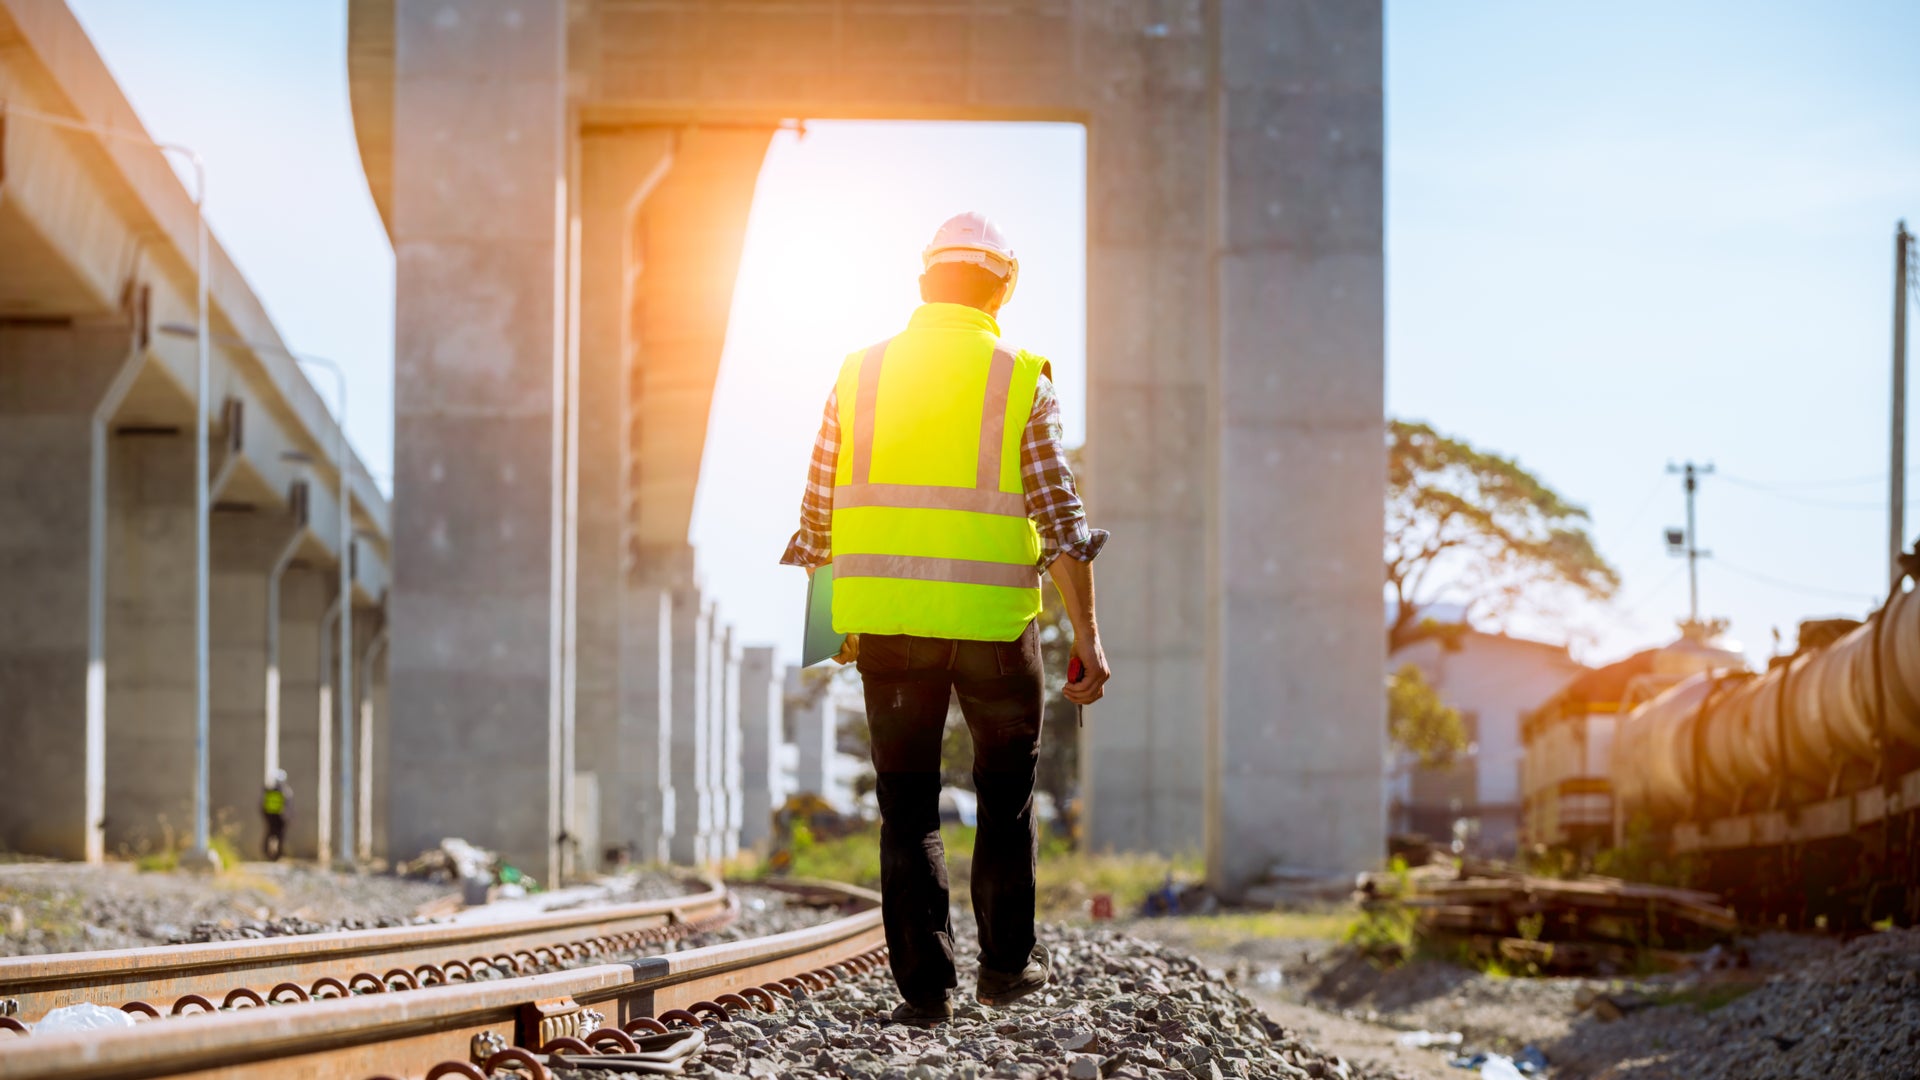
[0, 880, 885, 1080]
[0, 879, 732, 1023]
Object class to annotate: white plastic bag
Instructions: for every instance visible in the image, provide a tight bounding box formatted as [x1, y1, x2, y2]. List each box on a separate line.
[35, 1003, 137, 1035]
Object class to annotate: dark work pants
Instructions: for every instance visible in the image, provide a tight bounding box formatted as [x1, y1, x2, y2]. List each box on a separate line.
[856, 620, 1044, 1005]
[263, 815, 286, 861]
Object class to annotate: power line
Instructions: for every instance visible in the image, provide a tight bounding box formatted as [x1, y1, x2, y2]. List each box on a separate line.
[1718, 472, 1887, 491]
[1716, 477, 1886, 510]
[1614, 563, 1690, 623]
[1714, 560, 1879, 604]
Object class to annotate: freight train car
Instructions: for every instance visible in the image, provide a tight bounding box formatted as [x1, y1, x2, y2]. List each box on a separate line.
[1520, 637, 1740, 852]
[1608, 604, 1920, 929]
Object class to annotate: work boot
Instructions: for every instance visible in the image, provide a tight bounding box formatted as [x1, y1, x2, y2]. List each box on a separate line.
[976, 943, 1051, 1007]
[889, 997, 954, 1026]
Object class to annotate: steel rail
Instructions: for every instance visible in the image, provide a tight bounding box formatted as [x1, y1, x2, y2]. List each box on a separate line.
[0, 881, 885, 1080]
[0, 880, 731, 1023]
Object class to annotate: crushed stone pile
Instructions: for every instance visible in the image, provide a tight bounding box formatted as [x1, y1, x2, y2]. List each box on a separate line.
[1550, 926, 1920, 1079]
[557, 921, 1388, 1080]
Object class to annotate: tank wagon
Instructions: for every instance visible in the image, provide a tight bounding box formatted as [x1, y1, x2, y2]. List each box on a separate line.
[1610, 604, 1920, 928]
[1521, 638, 1740, 852]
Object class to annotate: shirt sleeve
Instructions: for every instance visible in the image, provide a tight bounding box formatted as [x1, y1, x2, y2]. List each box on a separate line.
[1021, 374, 1109, 567]
[780, 388, 839, 568]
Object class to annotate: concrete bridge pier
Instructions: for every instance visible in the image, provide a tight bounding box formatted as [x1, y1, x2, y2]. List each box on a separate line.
[714, 621, 742, 861]
[0, 322, 140, 862]
[384, 0, 571, 883]
[209, 513, 304, 857]
[621, 585, 674, 865]
[738, 647, 785, 849]
[276, 565, 331, 860]
[789, 670, 837, 806]
[103, 422, 198, 856]
[350, 614, 386, 863]
[667, 587, 713, 866]
[576, 130, 674, 869]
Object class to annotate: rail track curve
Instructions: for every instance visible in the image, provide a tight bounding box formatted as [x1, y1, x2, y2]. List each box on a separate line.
[0, 878, 885, 1080]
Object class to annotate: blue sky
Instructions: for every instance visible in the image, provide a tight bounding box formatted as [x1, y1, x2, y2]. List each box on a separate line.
[65, 1, 1920, 667]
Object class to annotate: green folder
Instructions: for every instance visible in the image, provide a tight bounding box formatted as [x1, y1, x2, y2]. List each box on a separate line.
[802, 563, 843, 667]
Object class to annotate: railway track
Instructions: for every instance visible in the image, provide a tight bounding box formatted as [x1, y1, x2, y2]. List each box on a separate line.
[0, 878, 886, 1079]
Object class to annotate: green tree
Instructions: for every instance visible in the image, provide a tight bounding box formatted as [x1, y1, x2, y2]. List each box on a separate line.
[1386, 662, 1467, 767]
[1386, 419, 1619, 656]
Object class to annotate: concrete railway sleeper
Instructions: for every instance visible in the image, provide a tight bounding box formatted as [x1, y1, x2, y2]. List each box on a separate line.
[0, 881, 885, 1080]
[0, 878, 734, 1025]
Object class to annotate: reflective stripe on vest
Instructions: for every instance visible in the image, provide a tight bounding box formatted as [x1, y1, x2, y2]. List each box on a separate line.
[829, 309, 1044, 642]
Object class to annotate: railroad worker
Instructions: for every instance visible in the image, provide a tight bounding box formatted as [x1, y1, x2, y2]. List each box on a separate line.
[781, 211, 1111, 1025]
[261, 770, 291, 862]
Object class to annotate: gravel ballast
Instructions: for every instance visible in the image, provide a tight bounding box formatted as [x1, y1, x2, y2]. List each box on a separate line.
[0, 862, 452, 954]
[558, 920, 1380, 1080]
[1547, 926, 1920, 1079]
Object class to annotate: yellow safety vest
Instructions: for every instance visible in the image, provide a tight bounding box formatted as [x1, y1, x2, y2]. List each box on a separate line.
[830, 303, 1046, 641]
[262, 788, 285, 815]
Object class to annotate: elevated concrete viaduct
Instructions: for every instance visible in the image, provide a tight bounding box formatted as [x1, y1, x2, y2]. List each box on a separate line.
[348, 0, 1385, 893]
[0, 0, 392, 864]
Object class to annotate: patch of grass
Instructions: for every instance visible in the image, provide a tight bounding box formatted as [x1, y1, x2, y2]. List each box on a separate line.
[209, 834, 245, 872]
[1175, 910, 1358, 950]
[1344, 901, 1418, 960]
[129, 825, 247, 876]
[757, 824, 1203, 921]
[1646, 980, 1762, 1013]
[771, 823, 884, 888]
[1035, 846, 1201, 920]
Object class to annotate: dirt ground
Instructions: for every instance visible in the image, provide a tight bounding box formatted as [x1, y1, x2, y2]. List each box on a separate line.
[1121, 914, 1920, 1080]
[0, 859, 453, 954]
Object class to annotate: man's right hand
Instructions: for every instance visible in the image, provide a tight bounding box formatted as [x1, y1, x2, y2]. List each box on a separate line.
[1065, 633, 1110, 705]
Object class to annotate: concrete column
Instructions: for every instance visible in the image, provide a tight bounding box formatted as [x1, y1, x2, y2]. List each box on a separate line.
[1206, 5, 1386, 891]
[103, 427, 197, 855]
[277, 566, 329, 860]
[355, 626, 388, 863]
[788, 669, 835, 805]
[387, 0, 571, 884]
[738, 647, 784, 849]
[1078, 16, 1218, 858]
[667, 588, 711, 866]
[209, 514, 303, 859]
[577, 130, 675, 869]
[0, 323, 140, 861]
[620, 585, 673, 864]
[710, 620, 741, 860]
[0, 322, 139, 853]
[365, 629, 391, 863]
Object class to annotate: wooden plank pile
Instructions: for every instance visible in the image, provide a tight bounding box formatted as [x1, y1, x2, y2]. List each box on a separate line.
[1406, 871, 1737, 974]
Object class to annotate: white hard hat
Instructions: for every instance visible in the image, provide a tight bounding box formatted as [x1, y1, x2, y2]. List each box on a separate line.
[273, 769, 288, 785]
[922, 212, 1019, 300]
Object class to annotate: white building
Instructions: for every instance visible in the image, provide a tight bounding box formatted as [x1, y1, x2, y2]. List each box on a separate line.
[1389, 626, 1587, 856]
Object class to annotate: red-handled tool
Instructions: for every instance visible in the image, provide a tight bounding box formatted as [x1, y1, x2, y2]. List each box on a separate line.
[1068, 655, 1085, 727]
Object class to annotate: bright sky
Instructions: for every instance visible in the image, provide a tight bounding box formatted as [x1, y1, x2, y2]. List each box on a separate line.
[64, 1, 1919, 669]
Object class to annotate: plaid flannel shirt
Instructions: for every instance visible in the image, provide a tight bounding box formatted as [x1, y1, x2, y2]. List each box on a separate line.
[780, 374, 1108, 570]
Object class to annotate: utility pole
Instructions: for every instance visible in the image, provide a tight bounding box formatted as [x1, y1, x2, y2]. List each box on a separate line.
[1893, 220, 1912, 588]
[1666, 461, 1714, 626]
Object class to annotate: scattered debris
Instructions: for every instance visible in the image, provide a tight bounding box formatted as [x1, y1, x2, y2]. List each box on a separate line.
[397, 838, 496, 884]
[1447, 1045, 1547, 1077]
[1138, 874, 1218, 918]
[1398, 1029, 1464, 1049]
